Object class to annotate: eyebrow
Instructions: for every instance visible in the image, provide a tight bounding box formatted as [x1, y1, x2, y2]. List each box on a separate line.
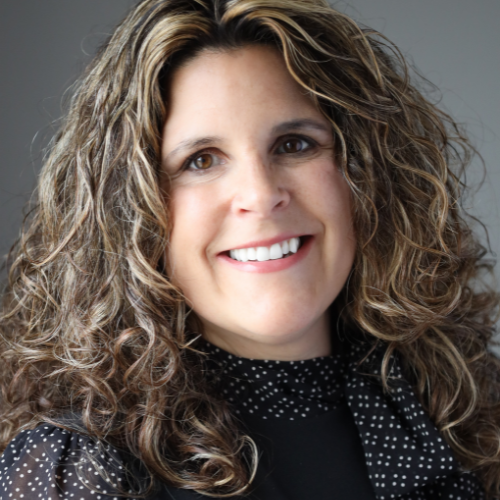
[164, 118, 331, 163]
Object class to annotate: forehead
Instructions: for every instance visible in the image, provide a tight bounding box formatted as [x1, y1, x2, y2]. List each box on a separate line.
[164, 45, 314, 122]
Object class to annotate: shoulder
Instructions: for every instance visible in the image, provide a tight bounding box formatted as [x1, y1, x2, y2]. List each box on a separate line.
[0, 424, 130, 499]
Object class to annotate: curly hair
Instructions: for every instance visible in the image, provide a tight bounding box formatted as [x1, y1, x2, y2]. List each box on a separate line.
[1, 0, 500, 497]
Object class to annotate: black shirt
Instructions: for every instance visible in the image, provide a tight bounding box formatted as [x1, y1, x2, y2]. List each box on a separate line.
[0, 333, 486, 499]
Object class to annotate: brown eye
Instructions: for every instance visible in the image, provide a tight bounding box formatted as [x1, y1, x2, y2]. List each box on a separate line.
[277, 137, 312, 155]
[283, 139, 302, 153]
[183, 150, 225, 172]
[193, 153, 213, 169]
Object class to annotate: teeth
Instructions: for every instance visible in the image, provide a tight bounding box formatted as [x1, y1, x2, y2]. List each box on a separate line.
[229, 237, 301, 262]
[256, 246, 270, 261]
[281, 239, 289, 255]
[239, 248, 248, 262]
[269, 243, 283, 260]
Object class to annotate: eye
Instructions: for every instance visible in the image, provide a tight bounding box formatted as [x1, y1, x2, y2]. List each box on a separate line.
[191, 153, 213, 170]
[183, 150, 225, 171]
[276, 136, 314, 155]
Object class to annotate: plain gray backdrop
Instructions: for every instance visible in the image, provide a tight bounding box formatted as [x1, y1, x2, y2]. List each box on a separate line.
[1, 1, 499, 320]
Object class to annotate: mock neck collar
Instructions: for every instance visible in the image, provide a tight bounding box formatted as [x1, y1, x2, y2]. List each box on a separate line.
[198, 337, 348, 420]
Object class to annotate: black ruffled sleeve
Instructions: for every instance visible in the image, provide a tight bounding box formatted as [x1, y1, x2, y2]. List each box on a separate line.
[0, 425, 129, 500]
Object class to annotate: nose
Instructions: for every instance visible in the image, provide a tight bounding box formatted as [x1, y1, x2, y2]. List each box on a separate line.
[230, 155, 291, 217]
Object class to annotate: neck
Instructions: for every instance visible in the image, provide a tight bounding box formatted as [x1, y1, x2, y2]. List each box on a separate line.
[201, 310, 332, 361]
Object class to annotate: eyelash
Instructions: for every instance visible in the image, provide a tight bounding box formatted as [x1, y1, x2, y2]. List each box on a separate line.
[181, 135, 318, 172]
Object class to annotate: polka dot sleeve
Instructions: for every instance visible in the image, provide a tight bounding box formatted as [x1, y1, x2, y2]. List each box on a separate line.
[0, 425, 129, 500]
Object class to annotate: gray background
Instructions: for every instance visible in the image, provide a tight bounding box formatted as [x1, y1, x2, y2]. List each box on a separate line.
[1, 1, 499, 319]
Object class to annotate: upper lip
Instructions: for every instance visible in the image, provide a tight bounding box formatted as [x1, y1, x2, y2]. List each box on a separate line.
[219, 233, 308, 254]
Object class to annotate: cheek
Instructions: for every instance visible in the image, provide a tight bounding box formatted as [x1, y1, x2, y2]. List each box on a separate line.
[166, 185, 219, 279]
[300, 161, 356, 276]
[300, 161, 353, 228]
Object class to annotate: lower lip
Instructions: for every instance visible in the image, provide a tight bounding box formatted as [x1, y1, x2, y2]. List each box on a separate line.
[217, 236, 314, 274]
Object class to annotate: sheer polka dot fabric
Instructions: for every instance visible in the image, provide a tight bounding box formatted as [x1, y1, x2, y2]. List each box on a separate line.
[0, 425, 127, 500]
[0, 336, 488, 499]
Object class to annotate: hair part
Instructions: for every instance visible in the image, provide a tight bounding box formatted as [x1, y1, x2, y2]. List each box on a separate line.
[1, 0, 500, 497]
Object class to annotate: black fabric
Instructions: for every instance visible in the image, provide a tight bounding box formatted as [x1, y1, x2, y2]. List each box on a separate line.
[0, 328, 487, 499]
[147, 402, 376, 500]
[238, 405, 377, 499]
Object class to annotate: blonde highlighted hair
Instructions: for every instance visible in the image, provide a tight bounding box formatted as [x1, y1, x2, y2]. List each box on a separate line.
[1, 0, 500, 497]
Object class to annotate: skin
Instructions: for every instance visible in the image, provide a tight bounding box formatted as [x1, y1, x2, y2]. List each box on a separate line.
[161, 45, 356, 361]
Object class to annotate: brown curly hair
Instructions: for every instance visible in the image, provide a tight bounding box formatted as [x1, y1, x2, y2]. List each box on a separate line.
[1, 0, 500, 497]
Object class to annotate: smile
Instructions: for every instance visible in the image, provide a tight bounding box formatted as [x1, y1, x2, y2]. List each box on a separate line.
[229, 237, 301, 262]
[218, 236, 313, 274]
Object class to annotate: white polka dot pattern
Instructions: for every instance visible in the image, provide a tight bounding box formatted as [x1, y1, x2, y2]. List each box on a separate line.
[0, 425, 128, 500]
[343, 341, 486, 499]
[201, 339, 347, 419]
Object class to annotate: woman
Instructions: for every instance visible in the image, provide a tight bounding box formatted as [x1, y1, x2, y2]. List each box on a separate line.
[0, 0, 499, 498]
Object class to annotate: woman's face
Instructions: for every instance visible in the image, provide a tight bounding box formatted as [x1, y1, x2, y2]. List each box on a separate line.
[161, 45, 356, 360]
